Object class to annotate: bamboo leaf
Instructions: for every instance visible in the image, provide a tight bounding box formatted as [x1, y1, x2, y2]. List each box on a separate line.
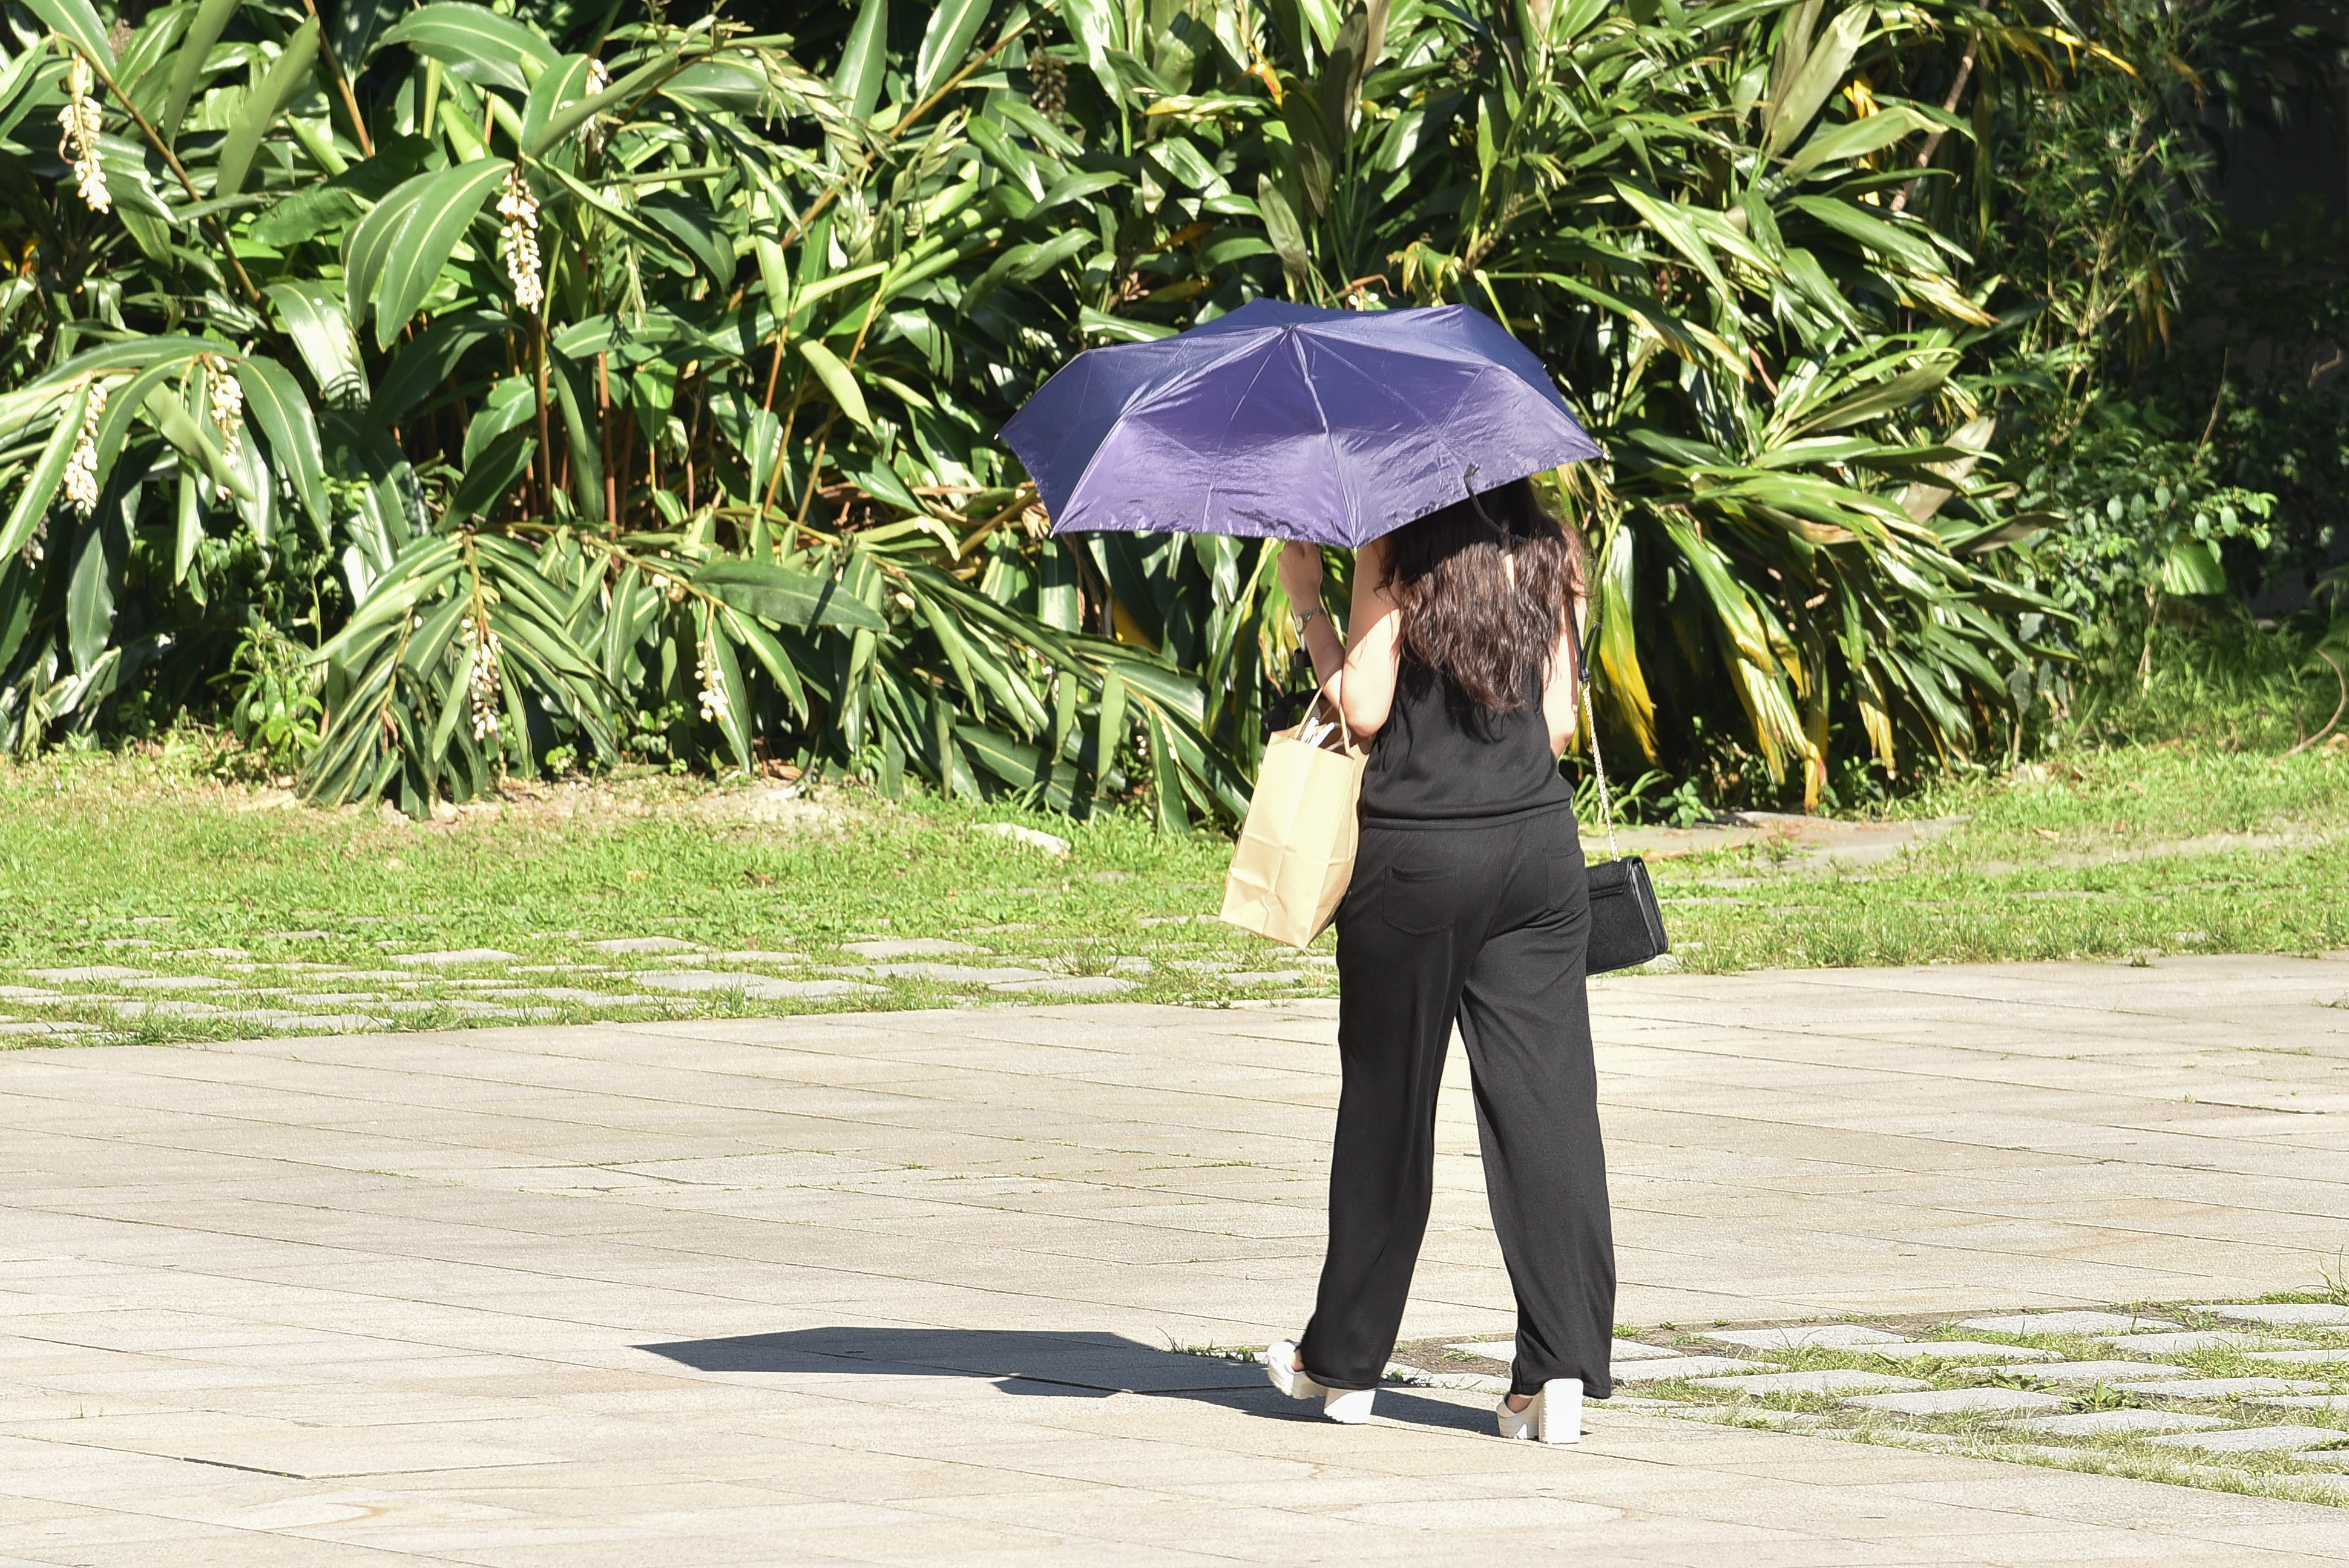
[797, 340, 871, 430]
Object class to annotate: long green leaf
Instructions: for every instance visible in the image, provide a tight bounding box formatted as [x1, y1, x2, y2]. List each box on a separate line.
[0, 380, 90, 559]
[370, 159, 513, 350]
[232, 355, 329, 528]
[20, 0, 112, 67]
[378, 4, 558, 93]
[519, 53, 597, 153]
[64, 508, 121, 672]
[797, 340, 871, 429]
[333, 0, 406, 71]
[371, 309, 508, 429]
[1763, 3, 1868, 156]
[215, 17, 319, 200]
[160, 0, 241, 140]
[692, 559, 886, 630]
[343, 171, 433, 332]
[914, 0, 990, 105]
[266, 281, 368, 409]
[833, 0, 889, 120]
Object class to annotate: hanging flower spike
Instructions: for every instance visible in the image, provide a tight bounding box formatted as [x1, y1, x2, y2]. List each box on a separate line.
[495, 165, 543, 313]
[62, 379, 108, 516]
[205, 356, 243, 499]
[582, 58, 611, 155]
[696, 632, 728, 724]
[460, 613, 505, 743]
[56, 53, 110, 215]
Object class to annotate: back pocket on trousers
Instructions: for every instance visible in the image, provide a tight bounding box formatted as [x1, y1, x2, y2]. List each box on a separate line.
[1379, 862, 1456, 934]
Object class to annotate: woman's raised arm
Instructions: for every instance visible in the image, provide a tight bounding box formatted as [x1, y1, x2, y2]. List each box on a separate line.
[1338, 537, 1404, 737]
[1540, 592, 1588, 757]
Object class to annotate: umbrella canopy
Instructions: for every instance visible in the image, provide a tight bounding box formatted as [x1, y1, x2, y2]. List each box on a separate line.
[999, 300, 1600, 548]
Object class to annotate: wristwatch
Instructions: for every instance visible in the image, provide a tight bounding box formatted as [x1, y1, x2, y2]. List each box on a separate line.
[1291, 607, 1327, 635]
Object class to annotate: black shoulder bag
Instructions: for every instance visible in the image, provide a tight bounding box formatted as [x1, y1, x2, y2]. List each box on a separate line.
[1564, 595, 1670, 974]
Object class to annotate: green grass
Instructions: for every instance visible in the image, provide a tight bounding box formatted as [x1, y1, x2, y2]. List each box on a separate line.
[1652, 741, 2349, 971]
[0, 725, 2341, 1049]
[1395, 1291, 2349, 1509]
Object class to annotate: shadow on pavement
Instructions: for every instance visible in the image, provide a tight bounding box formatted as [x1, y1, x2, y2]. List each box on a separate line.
[636, 1327, 1494, 1435]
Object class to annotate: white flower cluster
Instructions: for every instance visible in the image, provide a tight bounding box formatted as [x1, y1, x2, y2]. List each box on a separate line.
[459, 613, 505, 741]
[56, 55, 108, 215]
[696, 636, 728, 724]
[496, 165, 543, 313]
[62, 379, 108, 515]
[206, 356, 243, 464]
[583, 58, 611, 154]
[206, 356, 243, 497]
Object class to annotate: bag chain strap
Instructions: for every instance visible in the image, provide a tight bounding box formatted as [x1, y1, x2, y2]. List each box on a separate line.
[1564, 591, 1620, 861]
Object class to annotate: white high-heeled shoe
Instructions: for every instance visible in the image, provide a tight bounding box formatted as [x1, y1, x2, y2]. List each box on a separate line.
[1264, 1339, 1377, 1424]
[1496, 1377, 1583, 1444]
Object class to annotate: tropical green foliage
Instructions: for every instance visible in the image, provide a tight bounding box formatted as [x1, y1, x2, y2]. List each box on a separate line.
[0, 0, 2307, 822]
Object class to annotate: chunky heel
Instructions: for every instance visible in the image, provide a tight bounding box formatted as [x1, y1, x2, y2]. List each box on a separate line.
[1495, 1377, 1583, 1444]
[1322, 1386, 1376, 1424]
[1538, 1377, 1583, 1444]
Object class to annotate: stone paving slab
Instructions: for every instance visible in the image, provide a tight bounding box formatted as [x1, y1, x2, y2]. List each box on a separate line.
[4, 953, 2348, 1564]
[1609, 1357, 1782, 1383]
[2001, 1360, 2194, 1383]
[2006, 1410, 2236, 1437]
[1845, 1388, 2072, 1415]
[2147, 1425, 2349, 1455]
[1868, 1341, 2065, 1363]
[1693, 1370, 1928, 1396]
[2115, 1377, 2335, 1397]
[2215, 1305, 2349, 1327]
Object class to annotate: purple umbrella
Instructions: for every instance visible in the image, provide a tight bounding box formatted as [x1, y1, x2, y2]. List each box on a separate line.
[999, 299, 1600, 547]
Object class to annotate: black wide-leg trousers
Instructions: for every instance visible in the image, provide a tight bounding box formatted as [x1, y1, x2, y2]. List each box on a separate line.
[1297, 805, 1616, 1399]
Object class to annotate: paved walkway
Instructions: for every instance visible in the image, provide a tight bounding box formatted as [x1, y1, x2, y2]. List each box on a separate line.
[2, 953, 2345, 1564]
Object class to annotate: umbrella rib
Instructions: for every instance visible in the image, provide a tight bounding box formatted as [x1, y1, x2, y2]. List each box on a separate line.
[1309, 335, 1485, 506]
[1291, 330, 1361, 545]
[1199, 345, 1290, 534]
[1047, 329, 1289, 531]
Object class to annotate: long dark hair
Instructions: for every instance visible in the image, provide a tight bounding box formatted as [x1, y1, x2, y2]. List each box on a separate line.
[1382, 477, 1589, 713]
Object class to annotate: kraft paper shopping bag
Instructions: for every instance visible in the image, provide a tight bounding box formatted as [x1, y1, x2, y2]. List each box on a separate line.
[1220, 698, 1367, 948]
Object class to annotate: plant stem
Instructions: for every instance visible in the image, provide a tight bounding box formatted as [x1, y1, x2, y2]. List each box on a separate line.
[87, 53, 265, 308]
[1890, 33, 1977, 216]
[532, 313, 556, 517]
[599, 352, 616, 530]
[297, 0, 376, 159]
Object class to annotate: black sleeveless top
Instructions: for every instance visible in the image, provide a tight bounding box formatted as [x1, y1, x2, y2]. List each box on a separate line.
[1356, 652, 1574, 823]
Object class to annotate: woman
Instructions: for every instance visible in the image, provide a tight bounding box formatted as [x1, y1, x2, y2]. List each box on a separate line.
[1261, 477, 1614, 1445]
